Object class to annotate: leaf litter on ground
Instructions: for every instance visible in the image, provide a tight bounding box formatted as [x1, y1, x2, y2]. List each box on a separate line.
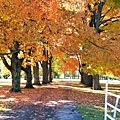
[0, 82, 117, 119]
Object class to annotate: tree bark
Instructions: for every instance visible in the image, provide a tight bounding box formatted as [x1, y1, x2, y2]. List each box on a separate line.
[42, 60, 49, 84]
[93, 75, 102, 90]
[21, 49, 34, 88]
[89, 1, 105, 33]
[80, 72, 93, 88]
[49, 55, 53, 83]
[33, 62, 41, 85]
[2, 52, 22, 92]
[42, 47, 49, 84]
[88, 1, 106, 89]
[25, 65, 34, 88]
[10, 54, 21, 92]
[10, 42, 22, 92]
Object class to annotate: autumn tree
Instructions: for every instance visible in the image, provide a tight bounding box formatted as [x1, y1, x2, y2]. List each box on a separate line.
[55, 0, 120, 89]
[0, 0, 58, 92]
[85, 0, 120, 89]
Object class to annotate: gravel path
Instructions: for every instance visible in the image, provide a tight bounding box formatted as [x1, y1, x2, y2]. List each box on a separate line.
[0, 103, 83, 120]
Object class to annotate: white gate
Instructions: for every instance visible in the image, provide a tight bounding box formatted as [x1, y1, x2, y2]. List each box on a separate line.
[104, 80, 120, 120]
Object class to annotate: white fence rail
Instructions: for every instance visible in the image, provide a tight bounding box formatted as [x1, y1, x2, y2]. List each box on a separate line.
[104, 80, 120, 120]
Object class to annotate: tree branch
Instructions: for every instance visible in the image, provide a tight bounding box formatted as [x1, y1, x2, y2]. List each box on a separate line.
[21, 66, 28, 73]
[100, 7, 112, 22]
[0, 53, 10, 57]
[87, 39, 106, 50]
[101, 16, 120, 25]
[0, 50, 20, 57]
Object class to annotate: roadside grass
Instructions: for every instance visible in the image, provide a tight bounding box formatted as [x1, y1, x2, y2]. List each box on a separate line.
[77, 105, 120, 120]
[77, 105, 104, 120]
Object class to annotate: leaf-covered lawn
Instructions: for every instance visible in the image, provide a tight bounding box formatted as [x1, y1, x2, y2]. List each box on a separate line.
[0, 81, 118, 119]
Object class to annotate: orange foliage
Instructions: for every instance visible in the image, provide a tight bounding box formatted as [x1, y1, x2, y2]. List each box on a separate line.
[0, 0, 58, 63]
[0, 0, 120, 77]
[61, 58, 78, 75]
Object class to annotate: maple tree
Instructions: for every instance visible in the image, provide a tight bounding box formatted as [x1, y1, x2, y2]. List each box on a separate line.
[0, 0, 58, 92]
[53, 0, 120, 89]
[84, 0, 120, 89]
[0, 0, 120, 92]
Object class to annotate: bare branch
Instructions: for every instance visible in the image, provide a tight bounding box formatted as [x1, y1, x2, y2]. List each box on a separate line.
[0, 53, 11, 57]
[87, 39, 106, 50]
[100, 7, 112, 22]
[101, 16, 120, 25]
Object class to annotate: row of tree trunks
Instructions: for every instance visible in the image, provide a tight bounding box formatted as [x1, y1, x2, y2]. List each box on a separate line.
[1, 42, 53, 92]
[80, 72, 102, 90]
[33, 56, 53, 85]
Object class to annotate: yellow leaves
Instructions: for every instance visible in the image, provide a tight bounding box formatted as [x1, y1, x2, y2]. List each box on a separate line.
[18, 51, 24, 59]
[37, 25, 45, 33]
[1, 14, 11, 21]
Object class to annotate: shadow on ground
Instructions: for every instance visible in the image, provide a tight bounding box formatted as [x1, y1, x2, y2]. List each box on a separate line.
[0, 103, 83, 120]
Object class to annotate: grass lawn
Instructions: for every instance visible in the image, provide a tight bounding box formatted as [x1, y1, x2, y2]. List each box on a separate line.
[77, 104, 120, 120]
[77, 82, 120, 120]
[77, 105, 104, 120]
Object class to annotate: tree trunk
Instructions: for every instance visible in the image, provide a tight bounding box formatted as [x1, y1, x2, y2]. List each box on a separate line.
[42, 47, 49, 84]
[25, 65, 34, 88]
[93, 75, 102, 90]
[1, 52, 22, 92]
[80, 72, 93, 88]
[49, 55, 53, 83]
[24, 48, 34, 88]
[10, 54, 21, 92]
[10, 42, 21, 92]
[42, 60, 49, 84]
[33, 62, 41, 85]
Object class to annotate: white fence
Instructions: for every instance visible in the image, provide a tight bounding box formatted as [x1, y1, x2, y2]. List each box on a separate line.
[104, 80, 120, 120]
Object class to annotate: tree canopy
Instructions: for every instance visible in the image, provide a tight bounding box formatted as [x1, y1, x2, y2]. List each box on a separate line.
[0, 0, 120, 78]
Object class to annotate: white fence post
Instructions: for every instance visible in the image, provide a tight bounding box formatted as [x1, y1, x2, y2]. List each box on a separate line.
[113, 97, 119, 118]
[104, 79, 120, 120]
[104, 80, 109, 120]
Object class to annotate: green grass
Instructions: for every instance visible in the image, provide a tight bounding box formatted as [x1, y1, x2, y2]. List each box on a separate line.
[77, 105, 120, 120]
[77, 105, 105, 120]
